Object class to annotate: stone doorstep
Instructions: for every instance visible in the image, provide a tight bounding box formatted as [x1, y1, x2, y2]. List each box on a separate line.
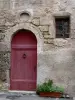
[73, 97, 75, 100]
[8, 90, 37, 97]
[0, 91, 37, 97]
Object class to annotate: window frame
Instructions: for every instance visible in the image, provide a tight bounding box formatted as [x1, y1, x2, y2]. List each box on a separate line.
[55, 16, 70, 38]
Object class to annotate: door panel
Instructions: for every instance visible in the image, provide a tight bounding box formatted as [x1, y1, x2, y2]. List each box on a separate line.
[10, 30, 37, 91]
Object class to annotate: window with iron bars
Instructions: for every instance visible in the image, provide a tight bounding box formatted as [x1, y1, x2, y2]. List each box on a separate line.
[55, 17, 70, 38]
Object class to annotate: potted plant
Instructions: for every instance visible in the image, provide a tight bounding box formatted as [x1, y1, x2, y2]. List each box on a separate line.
[36, 80, 64, 98]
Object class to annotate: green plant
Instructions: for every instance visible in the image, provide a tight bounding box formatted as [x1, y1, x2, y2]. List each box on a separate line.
[48, 85, 64, 93]
[37, 80, 64, 93]
[37, 80, 53, 92]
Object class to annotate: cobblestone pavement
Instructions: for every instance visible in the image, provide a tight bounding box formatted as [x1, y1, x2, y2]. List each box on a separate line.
[0, 92, 73, 100]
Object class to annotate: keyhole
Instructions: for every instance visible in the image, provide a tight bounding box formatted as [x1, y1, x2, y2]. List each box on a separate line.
[23, 53, 26, 58]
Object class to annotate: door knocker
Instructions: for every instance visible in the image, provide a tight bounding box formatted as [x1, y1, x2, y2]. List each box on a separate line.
[23, 53, 26, 59]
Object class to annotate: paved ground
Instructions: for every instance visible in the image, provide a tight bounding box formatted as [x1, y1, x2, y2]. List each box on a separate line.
[0, 92, 73, 100]
[0, 95, 73, 100]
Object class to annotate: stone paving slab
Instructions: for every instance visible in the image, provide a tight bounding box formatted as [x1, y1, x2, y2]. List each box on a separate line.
[0, 98, 10, 100]
[6, 95, 73, 100]
[0, 92, 73, 100]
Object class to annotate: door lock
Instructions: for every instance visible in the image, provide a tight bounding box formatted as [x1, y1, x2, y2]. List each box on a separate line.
[23, 53, 26, 58]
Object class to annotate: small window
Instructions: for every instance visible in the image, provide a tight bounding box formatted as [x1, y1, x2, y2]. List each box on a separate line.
[55, 17, 70, 38]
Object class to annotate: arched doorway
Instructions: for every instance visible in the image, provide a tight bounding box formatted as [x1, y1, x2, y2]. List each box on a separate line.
[10, 29, 37, 91]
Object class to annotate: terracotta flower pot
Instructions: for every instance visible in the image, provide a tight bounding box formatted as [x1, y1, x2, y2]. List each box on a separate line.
[39, 92, 62, 98]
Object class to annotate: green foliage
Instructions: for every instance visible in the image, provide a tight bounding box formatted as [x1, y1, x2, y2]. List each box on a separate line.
[37, 80, 64, 93]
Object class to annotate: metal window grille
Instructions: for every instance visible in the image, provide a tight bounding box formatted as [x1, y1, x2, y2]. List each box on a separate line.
[55, 17, 70, 38]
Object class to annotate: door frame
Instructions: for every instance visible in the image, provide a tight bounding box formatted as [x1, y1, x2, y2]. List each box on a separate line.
[5, 23, 44, 90]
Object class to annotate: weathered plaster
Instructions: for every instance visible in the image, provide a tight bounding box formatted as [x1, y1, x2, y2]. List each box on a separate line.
[0, 0, 75, 96]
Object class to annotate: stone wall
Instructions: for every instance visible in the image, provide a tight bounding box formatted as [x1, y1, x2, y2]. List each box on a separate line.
[0, 0, 75, 96]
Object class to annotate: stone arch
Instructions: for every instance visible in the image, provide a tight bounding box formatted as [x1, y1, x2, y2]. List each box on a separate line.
[5, 23, 43, 52]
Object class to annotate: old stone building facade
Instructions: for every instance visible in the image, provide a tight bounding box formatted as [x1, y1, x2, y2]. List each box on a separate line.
[0, 0, 75, 96]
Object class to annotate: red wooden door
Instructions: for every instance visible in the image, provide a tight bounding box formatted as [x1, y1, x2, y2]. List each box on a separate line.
[10, 30, 37, 91]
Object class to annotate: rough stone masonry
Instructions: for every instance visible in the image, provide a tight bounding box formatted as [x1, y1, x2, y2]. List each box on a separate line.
[0, 0, 75, 97]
